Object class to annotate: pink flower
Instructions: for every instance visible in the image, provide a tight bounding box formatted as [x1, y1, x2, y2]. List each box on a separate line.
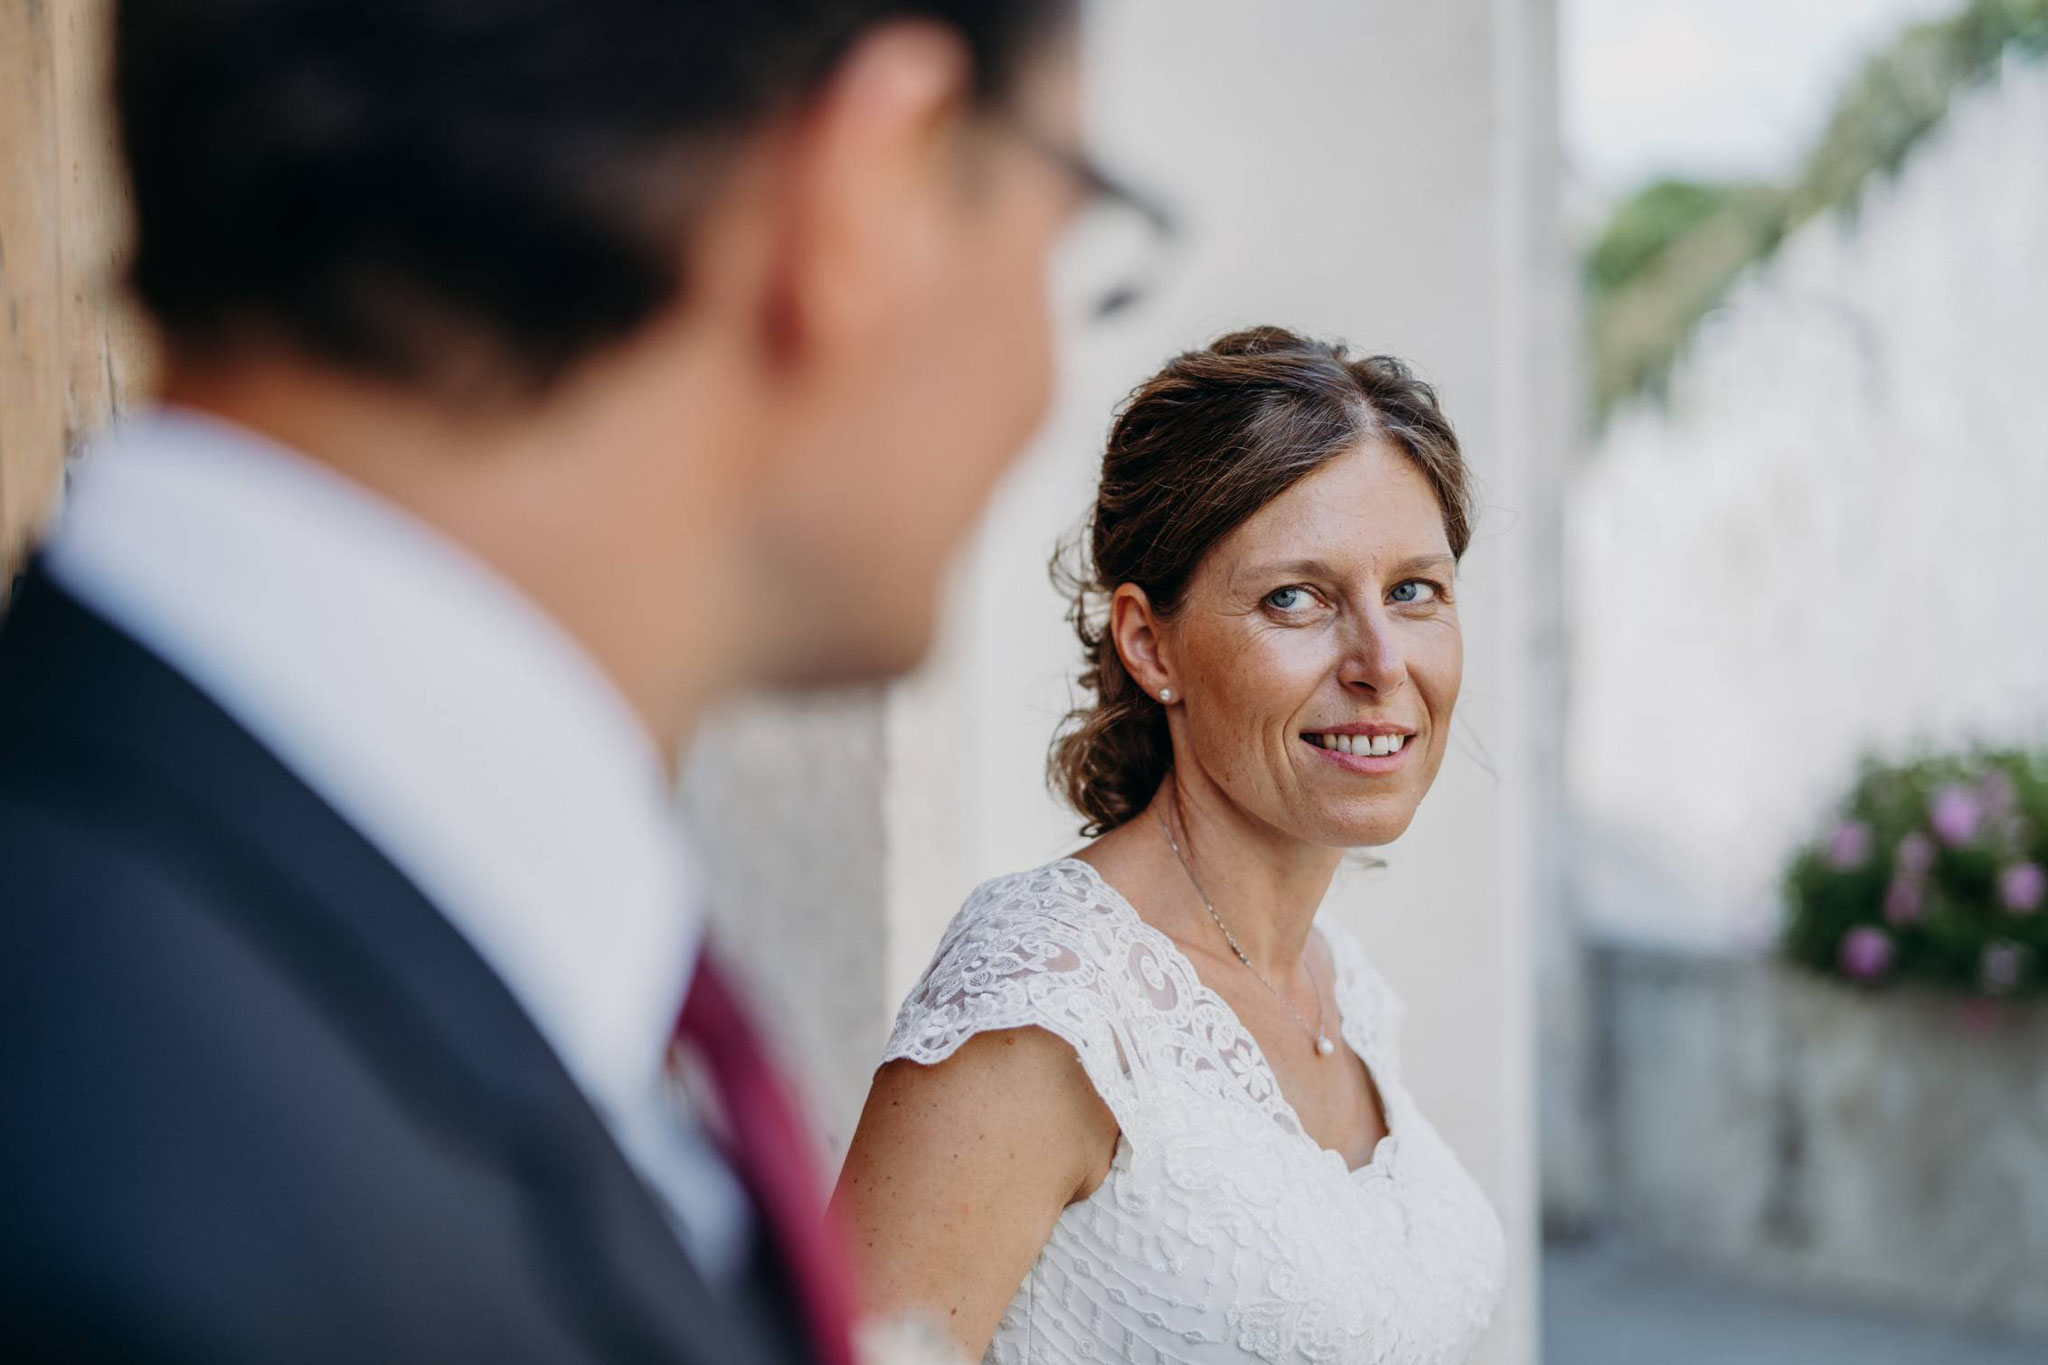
[1838, 927, 1894, 981]
[1883, 877, 1924, 925]
[1980, 941, 2026, 995]
[1824, 820, 1873, 870]
[1929, 784, 1984, 846]
[1998, 862, 2046, 915]
[1894, 831, 1937, 875]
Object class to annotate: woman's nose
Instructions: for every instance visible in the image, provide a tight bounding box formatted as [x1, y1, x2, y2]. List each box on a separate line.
[1339, 611, 1406, 694]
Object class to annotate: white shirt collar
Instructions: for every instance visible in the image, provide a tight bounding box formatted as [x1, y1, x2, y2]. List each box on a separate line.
[44, 407, 702, 1132]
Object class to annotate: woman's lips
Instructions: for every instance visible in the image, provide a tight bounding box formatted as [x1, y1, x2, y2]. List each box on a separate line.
[1300, 730, 1416, 774]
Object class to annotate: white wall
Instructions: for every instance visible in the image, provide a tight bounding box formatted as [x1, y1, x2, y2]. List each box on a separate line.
[1570, 57, 2048, 951]
[685, 688, 893, 1163]
[697, 6, 1562, 1364]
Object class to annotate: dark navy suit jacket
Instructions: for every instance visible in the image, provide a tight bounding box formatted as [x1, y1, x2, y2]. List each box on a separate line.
[0, 565, 810, 1364]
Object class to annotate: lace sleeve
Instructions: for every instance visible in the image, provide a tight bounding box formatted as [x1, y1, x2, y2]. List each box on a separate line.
[881, 867, 1144, 1137]
[1319, 917, 1409, 1060]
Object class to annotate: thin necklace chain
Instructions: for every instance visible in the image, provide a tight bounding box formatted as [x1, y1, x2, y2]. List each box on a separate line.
[1154, 806, 1334, 1058]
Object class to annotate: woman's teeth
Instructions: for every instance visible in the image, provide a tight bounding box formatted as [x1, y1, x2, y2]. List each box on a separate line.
[1309, 732, 1407, 757]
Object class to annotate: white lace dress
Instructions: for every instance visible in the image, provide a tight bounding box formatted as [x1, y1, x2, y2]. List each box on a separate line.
[883, 858, 1504, 1365]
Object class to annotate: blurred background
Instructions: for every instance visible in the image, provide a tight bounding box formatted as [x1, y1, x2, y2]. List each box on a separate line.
[1551, 2, 2048, 1364]
[3, 2, 2045, 1363]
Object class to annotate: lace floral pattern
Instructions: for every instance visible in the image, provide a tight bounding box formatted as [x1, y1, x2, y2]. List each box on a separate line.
[883, 859, 1505, 1365]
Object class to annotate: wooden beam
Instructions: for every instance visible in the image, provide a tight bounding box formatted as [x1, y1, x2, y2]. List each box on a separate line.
[57, 0, 146, 458]
[1, 0, 150, 579]
[1, 0, 67, 572]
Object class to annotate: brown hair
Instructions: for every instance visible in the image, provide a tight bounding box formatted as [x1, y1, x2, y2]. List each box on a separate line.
[1049, 325, 1476, 836]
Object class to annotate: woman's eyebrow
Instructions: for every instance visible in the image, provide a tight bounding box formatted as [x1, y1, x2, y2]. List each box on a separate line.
[1236, 552, 1456, 583]
[1237, 557, 1340, 582]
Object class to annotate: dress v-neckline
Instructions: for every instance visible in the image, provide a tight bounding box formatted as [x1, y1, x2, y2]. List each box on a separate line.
[1058, 857, 1400, 1178]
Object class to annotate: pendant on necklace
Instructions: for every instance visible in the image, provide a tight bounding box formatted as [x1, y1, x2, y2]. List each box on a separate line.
[1315, 1034, 1336, 1057]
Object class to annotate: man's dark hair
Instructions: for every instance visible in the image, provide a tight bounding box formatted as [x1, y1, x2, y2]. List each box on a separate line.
[116, 0, 1072, 396]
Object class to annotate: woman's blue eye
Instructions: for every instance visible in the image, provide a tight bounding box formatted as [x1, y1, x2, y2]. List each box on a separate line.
[1391, 580, 1439, 605]
[1266, 586, 1311, 611]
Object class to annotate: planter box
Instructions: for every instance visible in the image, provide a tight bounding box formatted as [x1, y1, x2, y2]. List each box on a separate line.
[1592, 939, 2048, 1337]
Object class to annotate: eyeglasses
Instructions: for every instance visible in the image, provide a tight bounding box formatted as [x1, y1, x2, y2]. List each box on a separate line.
[1005, 122, 1180, 324]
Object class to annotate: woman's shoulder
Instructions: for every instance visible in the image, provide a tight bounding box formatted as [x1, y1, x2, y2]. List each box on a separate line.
[899, 857, 1144, 1020]
[935, 855, 1140, 956]
[882, 857, 1148, 1120]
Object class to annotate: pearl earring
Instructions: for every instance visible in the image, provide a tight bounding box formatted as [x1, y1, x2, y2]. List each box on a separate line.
[1160, 688, 1174, 702]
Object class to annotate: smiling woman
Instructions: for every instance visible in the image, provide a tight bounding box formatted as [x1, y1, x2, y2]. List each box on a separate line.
[1050, 325, 1473, 841]
[832, 327, 1503, 1365]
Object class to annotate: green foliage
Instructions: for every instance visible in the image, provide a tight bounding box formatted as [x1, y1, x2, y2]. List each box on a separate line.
[1782, 749, 2048, 996]
[1585, 181, 1785, 412]
[1585, 180, 1741, 294]
[1791, 0, 2048, 218]
[1585, 0, 2048, 418]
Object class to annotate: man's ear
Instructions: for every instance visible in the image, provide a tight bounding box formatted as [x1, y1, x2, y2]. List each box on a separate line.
[763, 21, 974, 368]
[1109, 582, 1176, 702]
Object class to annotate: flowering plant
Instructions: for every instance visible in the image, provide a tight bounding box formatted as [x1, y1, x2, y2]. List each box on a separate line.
[1782, 749, 2047, 997]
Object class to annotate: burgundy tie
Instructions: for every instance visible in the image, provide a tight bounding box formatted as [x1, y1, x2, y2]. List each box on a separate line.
[670, 950, 858, 1365]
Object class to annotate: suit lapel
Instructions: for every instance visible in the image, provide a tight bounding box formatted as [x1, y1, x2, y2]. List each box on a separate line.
[0, 566, 801, 1365]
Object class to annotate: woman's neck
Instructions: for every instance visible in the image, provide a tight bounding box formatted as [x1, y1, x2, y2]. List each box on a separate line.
[1147, 769, 1344, 978]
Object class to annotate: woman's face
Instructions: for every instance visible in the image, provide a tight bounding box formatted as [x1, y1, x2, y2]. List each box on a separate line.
[1163, 440, 1463, 849]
